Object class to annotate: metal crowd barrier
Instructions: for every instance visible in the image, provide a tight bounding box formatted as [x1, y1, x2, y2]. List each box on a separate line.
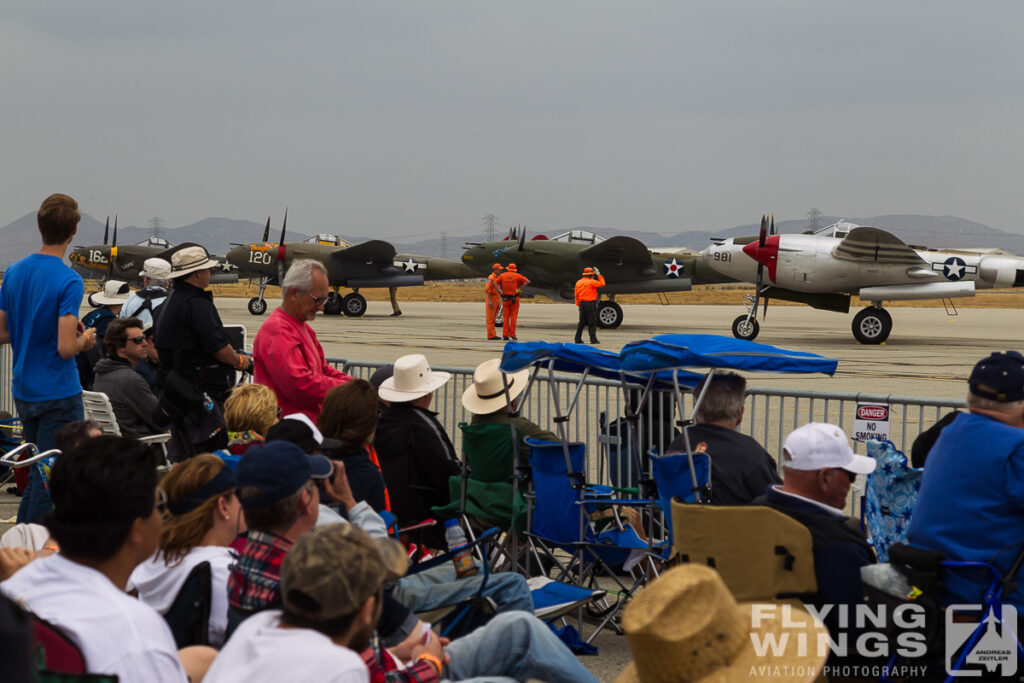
[334, 357, 965, 491]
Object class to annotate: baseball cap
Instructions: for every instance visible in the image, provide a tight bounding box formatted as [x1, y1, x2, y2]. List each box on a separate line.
[141, 258, 171, 280]
[781, 423, 876, 475]
[235, 441, 333, 506]
[265, 414, 342, 454]
[969, 351, 1024, 402]
[281, 524, 408, 621]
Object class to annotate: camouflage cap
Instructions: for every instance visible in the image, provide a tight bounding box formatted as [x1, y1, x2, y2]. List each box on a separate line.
[281, 524, 408, 621]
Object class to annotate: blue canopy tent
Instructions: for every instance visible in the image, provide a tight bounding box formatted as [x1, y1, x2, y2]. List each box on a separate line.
[619, 333, 838, 503]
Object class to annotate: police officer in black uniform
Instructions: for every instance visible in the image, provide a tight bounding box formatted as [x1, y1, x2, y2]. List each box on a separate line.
[155, 244, 252, 461]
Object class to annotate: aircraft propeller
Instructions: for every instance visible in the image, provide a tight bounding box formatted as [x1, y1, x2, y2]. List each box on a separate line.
[262, 216, 271, 243]
[276, 208, 288, 285]
[103, 216, 109, 246]
[518, 225, 526, 251]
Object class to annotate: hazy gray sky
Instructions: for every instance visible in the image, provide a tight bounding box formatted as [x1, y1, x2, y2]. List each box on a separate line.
[3, 1, 1022, 241]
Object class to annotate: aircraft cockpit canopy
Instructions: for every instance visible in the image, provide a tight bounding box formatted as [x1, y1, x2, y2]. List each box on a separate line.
[812, 220, 862, 240]
[548, 229, 605, 244]
[136, 236, 171, 248]
[306, 233, 350, 247]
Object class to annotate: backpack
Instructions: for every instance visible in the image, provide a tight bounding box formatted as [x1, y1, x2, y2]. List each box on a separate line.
[75, 308, 115, 390]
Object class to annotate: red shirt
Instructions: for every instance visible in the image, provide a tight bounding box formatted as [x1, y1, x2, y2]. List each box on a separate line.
[253, 307, 351, 422]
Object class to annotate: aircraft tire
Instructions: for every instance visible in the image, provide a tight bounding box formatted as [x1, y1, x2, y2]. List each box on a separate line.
[852, 307, 892, 344]
[247, 297, 267, 316]
[342, 293, 368, 317]
[597, 301, 623, 329]
[323, 292, 343, 315]
[731, 315, 759, 341]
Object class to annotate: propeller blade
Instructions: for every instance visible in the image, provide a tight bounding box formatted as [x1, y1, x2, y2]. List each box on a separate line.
[262, 216, 271, 243]
[518, 226, 526, 251]
[279, 208, 288, 245]
[112, 215, 118, 248]
[762, 290, 769, 319]
[770, 214, 776, 237]
[103, 216, 109, 245]
[758, 214, 767, 249]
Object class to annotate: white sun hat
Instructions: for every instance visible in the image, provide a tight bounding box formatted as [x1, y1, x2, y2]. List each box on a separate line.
[377, 354, 451, 403]
[461, 358, 530, 415]
[169, 245, 220, 279]
[91, 280, 132, 306]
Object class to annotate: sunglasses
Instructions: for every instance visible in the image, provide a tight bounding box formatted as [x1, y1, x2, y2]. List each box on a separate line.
[128, 336, 146, 345]
[827, 468, 857, 483]
[308, 294, 328, 305]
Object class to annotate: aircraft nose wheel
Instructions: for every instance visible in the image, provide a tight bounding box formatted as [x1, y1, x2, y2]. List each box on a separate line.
[852, 307, 892, 344]
[342, 293, 367, 317]
[731, 315, 760, 341]
[323, 292, 343, 315]
[247, 297, 267, 316]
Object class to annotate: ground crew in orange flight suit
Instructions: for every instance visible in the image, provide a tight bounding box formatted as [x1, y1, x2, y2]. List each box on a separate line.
[574, 266, 605, 344]
[496, 264, 530, 340]
[484, 263, 503, 340]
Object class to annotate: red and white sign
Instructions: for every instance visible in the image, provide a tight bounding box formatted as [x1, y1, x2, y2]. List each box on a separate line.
[854, 402, 890, 442]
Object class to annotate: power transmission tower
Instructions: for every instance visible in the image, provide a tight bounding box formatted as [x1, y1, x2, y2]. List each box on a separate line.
[482, 213, 499, 241]
[440, 231, 448, 259]
[807, 208, 822, 231]
[149, 216, 165, 239]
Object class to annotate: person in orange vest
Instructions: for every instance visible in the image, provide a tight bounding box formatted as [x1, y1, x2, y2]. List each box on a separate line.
[574, 266, 605, 344]
[496, 263, 530, 340]
[484, 263, 503, 340]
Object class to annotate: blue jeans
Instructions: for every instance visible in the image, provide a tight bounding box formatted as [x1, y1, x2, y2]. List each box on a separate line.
[14, 394, 83, 523]
[445, 611, 599, 683]
[391, 564, 534, 614]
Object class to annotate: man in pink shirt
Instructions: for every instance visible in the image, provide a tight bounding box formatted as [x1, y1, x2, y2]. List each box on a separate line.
[253, 259, 351, 422]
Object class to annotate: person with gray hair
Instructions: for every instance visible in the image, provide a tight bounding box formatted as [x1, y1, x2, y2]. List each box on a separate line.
[120, 257, 171, 327]
[665, 371, 781, 505]
[253, 258, 351, 422]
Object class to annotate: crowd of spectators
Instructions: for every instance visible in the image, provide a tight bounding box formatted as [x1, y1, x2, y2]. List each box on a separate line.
[2, 202, 1023, 680]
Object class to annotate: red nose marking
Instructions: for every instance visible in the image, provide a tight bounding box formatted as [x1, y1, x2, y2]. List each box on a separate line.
[741, 235, 780, 283]
[277, 245, 286, 262]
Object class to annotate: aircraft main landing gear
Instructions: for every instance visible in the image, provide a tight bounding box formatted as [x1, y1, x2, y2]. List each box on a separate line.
[342, 293, 367, 317]
[597, 301, 623, 329]
[323, 291, 343, 315]
[852, 305, 892, 344]
[247, 278, 270, 316]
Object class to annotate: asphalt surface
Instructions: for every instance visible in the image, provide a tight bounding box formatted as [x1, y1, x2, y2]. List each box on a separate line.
[3, 298, 1023, 680]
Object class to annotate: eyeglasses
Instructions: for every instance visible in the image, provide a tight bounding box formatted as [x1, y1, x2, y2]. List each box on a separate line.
[155, 488, 170, 520]
[308, 294, 328, 306]
[128, 336, 146, 345]
[828, 468, 857, 483]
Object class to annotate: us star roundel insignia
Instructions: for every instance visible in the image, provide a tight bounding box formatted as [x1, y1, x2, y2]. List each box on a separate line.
[400, 258, 419, 273]
[663, 258, 684, 278]
[931, 256, 977, 282]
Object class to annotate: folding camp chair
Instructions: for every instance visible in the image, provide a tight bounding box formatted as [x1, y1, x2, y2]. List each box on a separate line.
[861, 439, 923, 562]
[27, 612, 118, 682]
[0, 443, 60, 503]
[649, 448, 711, 548]
[0, 413, 21, 490]
[163, 561, 213, 648]
[525, 436, 658, 642]
[669, 499, 818, 602]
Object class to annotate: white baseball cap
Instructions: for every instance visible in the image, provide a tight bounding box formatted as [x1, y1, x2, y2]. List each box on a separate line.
[781, 422, 876, 475]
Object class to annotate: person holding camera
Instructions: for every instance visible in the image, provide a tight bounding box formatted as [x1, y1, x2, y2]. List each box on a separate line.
[155, 244, 251, 461]
[573, 266, 605, 345]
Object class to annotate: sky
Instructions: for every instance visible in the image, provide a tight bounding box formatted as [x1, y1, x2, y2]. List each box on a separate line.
[2, 1, 1022, 241]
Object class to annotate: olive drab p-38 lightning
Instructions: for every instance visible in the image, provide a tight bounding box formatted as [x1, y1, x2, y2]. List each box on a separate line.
[68, 216, 238, 285]
[702, 216, 1024, 344]
[226, 212, 479, 316]
[461, 226, 734, 328]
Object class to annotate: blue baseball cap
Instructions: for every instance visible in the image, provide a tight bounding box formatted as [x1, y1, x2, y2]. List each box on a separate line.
[235, 441, 333, 506]
[969, 351, 1024, 402]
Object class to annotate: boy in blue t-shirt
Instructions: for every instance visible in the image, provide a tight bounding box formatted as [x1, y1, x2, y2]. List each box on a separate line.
[0, 193, 98, 523]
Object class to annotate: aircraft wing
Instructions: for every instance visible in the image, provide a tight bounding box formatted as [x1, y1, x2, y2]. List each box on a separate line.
[579, 236, 654, 267]
[330, 240, 397, 264]
[832, 227, 927, 266]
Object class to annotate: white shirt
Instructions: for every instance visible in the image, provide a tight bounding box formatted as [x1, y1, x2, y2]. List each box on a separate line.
[203, 609, 368, 683]
[1, 554, 187, 682]
[129, 545, 233, 647]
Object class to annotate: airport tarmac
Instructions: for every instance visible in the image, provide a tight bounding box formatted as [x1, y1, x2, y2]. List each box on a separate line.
[216, 298, 1024, 400]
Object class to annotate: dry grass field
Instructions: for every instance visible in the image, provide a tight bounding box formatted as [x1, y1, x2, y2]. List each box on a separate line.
[198, 280, 1024, 308]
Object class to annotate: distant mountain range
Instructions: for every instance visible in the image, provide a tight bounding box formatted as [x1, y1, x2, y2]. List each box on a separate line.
[1, 212, 1021, 270]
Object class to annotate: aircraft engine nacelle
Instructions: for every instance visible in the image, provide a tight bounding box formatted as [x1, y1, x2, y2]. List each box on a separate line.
[859, 281, 975, 302]
[977, 255, 1024, 289]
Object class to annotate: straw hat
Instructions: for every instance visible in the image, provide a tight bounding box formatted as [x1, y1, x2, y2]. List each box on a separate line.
[169, 245, 220, 279]
[461, 358, 530, 415]
[377, 354, 451, 402]
[616, 564, 827, 683]
[91, 280, 132, 306]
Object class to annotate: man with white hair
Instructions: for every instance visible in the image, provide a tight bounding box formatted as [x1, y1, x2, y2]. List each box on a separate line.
[908, 351, 1024, 610]
[253, 259, 351, 423]
[119, 257, 171, 327]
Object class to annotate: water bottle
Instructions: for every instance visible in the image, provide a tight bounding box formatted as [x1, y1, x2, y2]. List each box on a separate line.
[444, 519, 478, 578]
[202, 392, 215, 413]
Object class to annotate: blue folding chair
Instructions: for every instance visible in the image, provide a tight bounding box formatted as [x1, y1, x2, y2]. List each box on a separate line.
[862, 439, 922, 562]
[650, 448, 711, 548]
